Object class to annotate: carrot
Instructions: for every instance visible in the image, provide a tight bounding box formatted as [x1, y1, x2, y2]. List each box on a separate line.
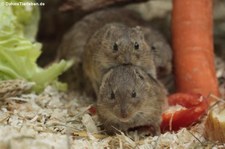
[172, 0, 220, 97]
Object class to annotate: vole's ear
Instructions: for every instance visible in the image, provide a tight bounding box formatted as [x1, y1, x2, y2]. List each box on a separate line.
[102, 23, 125, 39]
[90, 23, 120, 44]
[104, 25, 115, 39]
[131, 26, 144, 39]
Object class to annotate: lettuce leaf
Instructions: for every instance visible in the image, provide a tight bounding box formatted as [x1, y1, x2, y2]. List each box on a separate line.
[0, 0, 73, 92]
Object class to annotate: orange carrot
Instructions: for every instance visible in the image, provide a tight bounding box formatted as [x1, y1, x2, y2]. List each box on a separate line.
[172, 0, 220, 97]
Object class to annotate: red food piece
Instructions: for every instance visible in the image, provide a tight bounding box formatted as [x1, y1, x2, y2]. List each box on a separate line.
[161, 93, 209, 132]
[88, 106, 97, 115]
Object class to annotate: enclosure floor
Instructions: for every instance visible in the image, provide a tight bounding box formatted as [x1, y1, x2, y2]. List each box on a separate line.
[0, 56, 225, 149]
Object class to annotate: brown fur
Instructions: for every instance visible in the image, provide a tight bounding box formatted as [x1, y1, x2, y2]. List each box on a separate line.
[97, 65, 167, 135]
[83, 23, 156, 93]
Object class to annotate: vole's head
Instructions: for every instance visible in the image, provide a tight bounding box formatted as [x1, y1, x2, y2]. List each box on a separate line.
[142, 27, 172, 77]
[97, 65, 154, 123]
[91, 23, 155, 76]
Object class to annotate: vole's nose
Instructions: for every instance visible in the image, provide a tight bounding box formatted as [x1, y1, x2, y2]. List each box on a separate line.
[121, 112, 128, 118]
[120, 108, 128, 118]
[123, 54, 131, 65]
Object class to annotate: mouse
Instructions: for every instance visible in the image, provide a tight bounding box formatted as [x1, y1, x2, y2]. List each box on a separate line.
[96, 65, 167, 135]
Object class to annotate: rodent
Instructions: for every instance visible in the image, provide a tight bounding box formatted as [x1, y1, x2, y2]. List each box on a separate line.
[83, 23, 156, 93]
[97, 65, 167, 135]
[57, 8, 172, 95]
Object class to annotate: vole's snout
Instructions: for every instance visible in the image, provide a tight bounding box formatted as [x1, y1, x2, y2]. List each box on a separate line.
[121, 112, 128, 118]
[120, 108, 128, 118]
[122, 53, 131, 65]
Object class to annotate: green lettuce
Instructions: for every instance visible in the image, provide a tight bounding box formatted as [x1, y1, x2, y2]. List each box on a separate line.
[0, 0, 73, 92]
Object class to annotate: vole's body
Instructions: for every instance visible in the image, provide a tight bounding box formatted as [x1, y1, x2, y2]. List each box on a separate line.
[58, 8, 172, 94]
[97, 65, 167, 135]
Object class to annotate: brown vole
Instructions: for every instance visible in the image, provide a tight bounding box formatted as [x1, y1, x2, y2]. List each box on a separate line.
[83, 23, 157, 93]
[97, 65, 167, 135]
[58, 8, 172, 95]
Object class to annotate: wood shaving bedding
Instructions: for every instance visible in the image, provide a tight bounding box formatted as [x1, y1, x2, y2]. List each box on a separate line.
[0, 88, 222, 149]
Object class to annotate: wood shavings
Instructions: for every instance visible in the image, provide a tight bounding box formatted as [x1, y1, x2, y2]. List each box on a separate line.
[0, 79, 225, 148]
[0, 80, 34, 100]
[82, 114, 98, 133]
[73, 131, 107, 139]
[116, 133, 136, 148]
[0, 111, 10, 123]
[0, 84, 217, 148]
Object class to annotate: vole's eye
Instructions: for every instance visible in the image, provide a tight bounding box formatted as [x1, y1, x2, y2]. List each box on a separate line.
[134, 42, 139, 50]
[110, 91, 115, 100]
[131, 90, 136, 98]
[151, 45, 156, 51]
[138, 74, 144, 80]
[113, 43, 118, 52]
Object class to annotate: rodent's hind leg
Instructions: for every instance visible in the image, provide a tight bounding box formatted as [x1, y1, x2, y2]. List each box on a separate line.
[101, 123, 121, 135]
